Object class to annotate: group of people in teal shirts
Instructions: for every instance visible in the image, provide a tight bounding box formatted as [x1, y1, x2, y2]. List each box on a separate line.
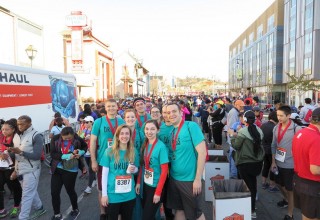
[89, 97, 207, 220]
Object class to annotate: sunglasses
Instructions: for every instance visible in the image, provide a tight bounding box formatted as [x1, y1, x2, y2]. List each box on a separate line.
[85, 121, 92, 124]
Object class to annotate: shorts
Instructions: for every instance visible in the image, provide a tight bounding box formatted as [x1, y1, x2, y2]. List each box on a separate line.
[166, 178, 203, 220]
[293, 174, 320, 219]
[97, 165, 103, 191]
[275, 167, 294, 191]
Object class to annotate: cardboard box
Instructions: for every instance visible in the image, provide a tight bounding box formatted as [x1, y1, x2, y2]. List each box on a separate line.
[208, 149, 224, 156]
[204, 155, 229, 202]
[212, 180, 251, 220]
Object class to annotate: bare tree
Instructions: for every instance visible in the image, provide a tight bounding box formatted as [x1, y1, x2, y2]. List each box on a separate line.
[286, 72, 320, 105]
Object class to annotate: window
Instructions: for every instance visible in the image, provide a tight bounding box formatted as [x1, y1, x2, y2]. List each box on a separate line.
[249, 32, 254, 44]
[242, 39, 246, 50]
[304, 57, 312, 75]
[289, 41, 295, 59]
[267, 15, 274, 32]
[304, 32, 313, 54]
[257, 24, 263, 38]
[305, 0, 313, 31]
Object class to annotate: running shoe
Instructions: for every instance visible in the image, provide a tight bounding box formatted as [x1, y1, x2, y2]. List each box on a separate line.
[51, 214, 63, 220]
[84, 186, 92, 194]
[283, 214, 294, 220]
[268, 186, 280, 193]
[251, 211, 257, 219]
[261, 182, 269, 189]
[9, 207, 19, 218]
[0, 209, 8, 218]
[29, 206, 47, 220]
[69, 209, 80, 220]
[91, 180, 97, 188]
[277, 199, 288, 208]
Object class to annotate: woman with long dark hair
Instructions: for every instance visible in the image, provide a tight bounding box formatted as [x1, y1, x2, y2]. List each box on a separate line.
[0, 119, 22, 218]
[230, 110, 264, 218]
[136, 120, 169, 220]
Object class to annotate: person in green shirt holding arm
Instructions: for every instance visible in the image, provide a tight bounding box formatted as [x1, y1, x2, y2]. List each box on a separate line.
[100, 125, 139, 220]
[136, 120, 169, 220]
[165, 103, 206, 220]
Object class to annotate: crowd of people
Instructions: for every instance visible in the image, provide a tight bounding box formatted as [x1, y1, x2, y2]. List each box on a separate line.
[0, 95, 319, 220]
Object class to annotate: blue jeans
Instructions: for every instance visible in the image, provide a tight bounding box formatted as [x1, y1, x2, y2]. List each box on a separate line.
[228, 146, 238, 178]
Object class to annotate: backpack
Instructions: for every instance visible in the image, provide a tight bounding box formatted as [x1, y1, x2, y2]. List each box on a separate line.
[304, 109, 313, 123]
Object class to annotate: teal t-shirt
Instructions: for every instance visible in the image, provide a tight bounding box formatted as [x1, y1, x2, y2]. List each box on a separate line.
[92, 116, 125, 163]
[143, 140, 169, 188]
[58, 141, 85, 172]
[158, 123, 174, 149]
[135, 113, 151, 131]
[132, 128, 143, 155]
[99, 147, 139, 203]
[169, 121, 204, 181]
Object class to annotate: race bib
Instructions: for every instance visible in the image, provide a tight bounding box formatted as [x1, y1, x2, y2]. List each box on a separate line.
[115, 175, 132, 193]
[144, 168, 154, 186]
[275, 147, 286, 162]
[108, 139, 113, 148]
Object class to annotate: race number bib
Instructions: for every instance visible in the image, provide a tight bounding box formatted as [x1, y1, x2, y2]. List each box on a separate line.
[108, 139, 113, 148]
[275, 147, 286, 162]
[144, 168, 154, 186]
[115, 175, 132, 193]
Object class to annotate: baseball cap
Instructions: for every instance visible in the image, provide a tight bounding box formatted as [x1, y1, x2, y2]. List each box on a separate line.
[234, 100, 245, 106]
[215, 100, 224, 105]
[252, 106, 261, 112]
[133, 97, 145, 106]
[84, 116, 94, 122]
[290, 113, 300, 120]
[311, 107, 320, 120]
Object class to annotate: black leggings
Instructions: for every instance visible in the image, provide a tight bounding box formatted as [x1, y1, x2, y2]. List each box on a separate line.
[85, 157, 96, 187]
[237, 161, 263, 211]
[142, 183, 161, 220]
[51, 168, 78, 214]
[261, 153, 275, 181]
[107, 199, 135, 220]
[211, 122, 224, 145]
[0, 169, 22, 209]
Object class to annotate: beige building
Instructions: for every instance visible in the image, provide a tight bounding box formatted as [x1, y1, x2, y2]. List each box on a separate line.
[229, 0, 285, 104]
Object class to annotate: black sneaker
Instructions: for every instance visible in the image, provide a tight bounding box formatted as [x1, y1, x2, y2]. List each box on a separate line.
[277, 199, 288, 208]
[51, 214, 63, 220]
[69, 209, 80, 220]
[283, 214, 294, 220]
[100, 214, 107, 220]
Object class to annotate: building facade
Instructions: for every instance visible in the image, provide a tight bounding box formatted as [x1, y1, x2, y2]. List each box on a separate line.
[283, 0, 320, 105]
[0, 6, 44, 68]
[229, 0, 285, 104]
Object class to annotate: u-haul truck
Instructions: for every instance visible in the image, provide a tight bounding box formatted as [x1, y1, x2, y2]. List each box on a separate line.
[0, 63, 79, 133]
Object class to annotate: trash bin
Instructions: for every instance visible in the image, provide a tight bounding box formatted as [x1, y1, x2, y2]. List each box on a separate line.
[211, 179, 251, 220]
[204, 155, 229, 202]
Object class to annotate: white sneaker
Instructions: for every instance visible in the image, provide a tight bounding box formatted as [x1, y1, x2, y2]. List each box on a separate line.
[251, 211, 257, 218]
[91, 180, 97, 188]
[84, 186, 92, 194]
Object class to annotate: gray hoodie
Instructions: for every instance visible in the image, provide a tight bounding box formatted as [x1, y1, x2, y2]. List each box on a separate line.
[271, 121, 301, 169]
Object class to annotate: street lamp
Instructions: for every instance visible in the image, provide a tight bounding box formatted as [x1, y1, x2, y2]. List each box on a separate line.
[25, 45, 37, 68]
[224, 83, 227, 96]
[236, 58, 244, 96]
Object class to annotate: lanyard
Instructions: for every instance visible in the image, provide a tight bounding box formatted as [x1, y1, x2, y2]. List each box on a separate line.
[61, 140, 72, 154]
[136, 113, 147, 127]
[132, 129, 136, 142]
[172, 120, 185, 151]
[106, 116, 118, 135]
[277, 120, 291, 144]
[144, 139, 158, 169]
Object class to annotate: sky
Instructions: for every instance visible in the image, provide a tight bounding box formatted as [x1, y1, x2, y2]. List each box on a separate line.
[0, 0, 274, 82]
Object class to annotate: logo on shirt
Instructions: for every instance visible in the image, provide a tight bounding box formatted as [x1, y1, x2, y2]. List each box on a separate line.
[114, 161, 129, 170]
